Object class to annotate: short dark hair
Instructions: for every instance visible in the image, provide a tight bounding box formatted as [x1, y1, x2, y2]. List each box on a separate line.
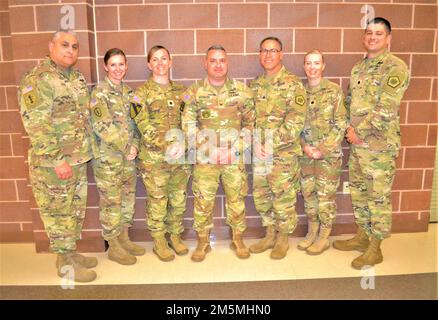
[367, 17, 391, 34]
[147, 45, 171, 62]
[104, 48, 126, 65]
[206, 45, 226, 55]
[260, 36, 283, 51]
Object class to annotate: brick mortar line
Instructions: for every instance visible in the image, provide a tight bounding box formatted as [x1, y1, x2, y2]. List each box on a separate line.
[33, 6, 37, 32]
[411, 4, 415, 29]
[92, 27, 438, 32]
[217, 3, 220, 29]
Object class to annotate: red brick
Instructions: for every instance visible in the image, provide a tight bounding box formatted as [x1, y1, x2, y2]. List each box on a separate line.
[392, 192, 400, 212]
[270, 4, 317, 28]
[403, 78, 432, 101]
[399, 102, 408, 124]
[400, 125, 428, 146]
[336, 194, 353, 214]
[95, 6, 118, 31]
[9, 7, 35, 33]
[0, 134, 12, 156]
[2, 37, 13, 61]
[197, 30, 244, 54]
[82, 208, 102, 229]
[323, 54, 364, 77]
[393, 169, 424, 190]
[0, 202, 31, 222]
[408, 102, 438, 124]
[6, 86, 20, 111]
[246, 29, 294, 54]
[424, 169, 434, 189]
[97, 32, 144, 56]
[432, 79, 437, 100]
[391, 211, 429, 233]
[414, 5, 437, 28]
[220, 4, 267, 28]
[282, 54, 306, 78]
[0, 88, 6, 111]
[394, 0, 436, 3]
[391, 30, 435, 53]
[396, 148, 404, 169]
[16, 179, 30, 201]
[228, 55, 262, 80]
[0, 62, 15, 86]
[9, 0, 58, 4]
[10, 134, 24, 157]
[120, 5, 168, 30]
[0, 12, 10, 37]
[295, 29, 341, 53]
[428, 125, 437, 146]
[172, 55, 205, 79]
[11, 33, 51, 60]
[147, 30, 194, 55]
[0, 180, 17, 201]
[0, 110, 25, 134]
[170, 4, 217, 29]
[404, 147, 436, 168]
[400, 191, 431, 211]
[95, 0, 141, 3]
[412, 54, 438, 77]
[0, 223, 21, 234]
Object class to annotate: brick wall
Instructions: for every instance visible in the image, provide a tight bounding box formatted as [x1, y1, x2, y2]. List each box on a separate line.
[0, 0, 436, 252]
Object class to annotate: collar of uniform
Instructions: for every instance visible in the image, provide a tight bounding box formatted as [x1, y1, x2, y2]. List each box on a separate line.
[44, 56, 73, 77]
[105, 76, 124, 93]
[203, 77, 233, 93]
[147, 77, 173, 92]
[305, 78, 329, 93]
[262, 65, 287, 83]
[364, 50, 389, 66]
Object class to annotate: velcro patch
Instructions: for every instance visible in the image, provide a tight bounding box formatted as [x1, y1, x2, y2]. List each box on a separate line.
[295, 95, 305, 106]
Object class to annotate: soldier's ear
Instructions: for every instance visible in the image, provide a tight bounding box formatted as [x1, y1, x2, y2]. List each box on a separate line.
[48, 41, 54, 54]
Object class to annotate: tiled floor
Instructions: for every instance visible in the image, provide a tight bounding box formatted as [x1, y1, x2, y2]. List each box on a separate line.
[0, 224, 437, 287]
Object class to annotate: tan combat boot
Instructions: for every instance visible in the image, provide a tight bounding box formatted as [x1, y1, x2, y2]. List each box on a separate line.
[306, 226, 331, 255]
[108, 238, 137, 265]
[351, 237, 383, 269]
[230, 229, 250, 259]
[169, 234, 189, 255]
[118, 226, 145, 256]
[191, 231, 211, 262]
[56, 252, 97, 269]
[57, 252, 97, 283]
[333, 227, 370, 252]
[152, 235, 175, 262]
[270, 232, 289, 259]
[297, 221, 320, 250]
[249, 226, 276, 253]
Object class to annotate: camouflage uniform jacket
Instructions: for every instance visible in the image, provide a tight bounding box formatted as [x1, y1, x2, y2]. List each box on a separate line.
[90, 77, 139, 158]
[347, 50, 410, 153]
[18, 56, 96, 167]
[250, 66, 307, 159]
[182, 77, 255, 163]
[301, 78, 347, 158]
[132, 79, 186, 164]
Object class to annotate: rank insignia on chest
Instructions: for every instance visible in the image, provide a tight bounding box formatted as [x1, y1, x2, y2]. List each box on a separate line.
[167, 100, 175, 107]
[93, 107, 103, 118]
[180, 101, 185, 112]
[295, 95, 305, 106]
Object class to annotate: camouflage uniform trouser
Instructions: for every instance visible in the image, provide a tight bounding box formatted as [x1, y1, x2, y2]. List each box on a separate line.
[93, 155, 137, 240]
[299, 156, 342, 228]
[29, 163, 88, 254]
[252, 156, 300, 234]
[138, 162, 190, 237]
[349, 147, 396, 240]
[192, 164, 248, 233]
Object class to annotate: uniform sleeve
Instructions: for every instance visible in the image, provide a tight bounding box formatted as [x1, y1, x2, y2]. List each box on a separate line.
[18, 74, 65, 167]
[315, 87, 348, 156]
[355, 65, 410, 134]
[276, 81, 307, 153]
[130, 86, 157, 148]
[90, 89, 129, 154]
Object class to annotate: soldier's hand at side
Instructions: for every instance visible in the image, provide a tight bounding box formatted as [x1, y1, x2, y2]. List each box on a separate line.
[167, 144, 185, 160]
[255, 143, 270, 160]
[126, 146, 138, 161]
[346, 126, 364, 145]
[55, 161, 73, 180]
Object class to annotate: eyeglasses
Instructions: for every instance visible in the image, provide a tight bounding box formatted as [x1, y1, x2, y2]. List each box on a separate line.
[260, 48, 281, 55]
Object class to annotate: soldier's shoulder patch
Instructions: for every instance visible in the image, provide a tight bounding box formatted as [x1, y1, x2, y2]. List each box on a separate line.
[383, 68, 407, 96]
[130, 102, 142, 119]
[295, 95, 305, 107]
[22, 85, 40, 109]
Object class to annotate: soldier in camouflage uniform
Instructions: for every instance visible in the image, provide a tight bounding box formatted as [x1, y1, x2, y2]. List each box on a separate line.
[18, 30, 98, 282]
[182, 45, 255, 262]
[333, 18, 410, 269]
[249, 37, 306, 260]
[298, 50, 347, 255]
[90, 48, 145, 266]
[131, 46, 190, 262]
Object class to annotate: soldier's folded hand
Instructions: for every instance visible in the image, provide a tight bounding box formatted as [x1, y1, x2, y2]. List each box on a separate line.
[55, 161, 73, 180]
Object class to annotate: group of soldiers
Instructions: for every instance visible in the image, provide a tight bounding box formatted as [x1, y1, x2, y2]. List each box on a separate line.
[18, 17, 410, 283]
